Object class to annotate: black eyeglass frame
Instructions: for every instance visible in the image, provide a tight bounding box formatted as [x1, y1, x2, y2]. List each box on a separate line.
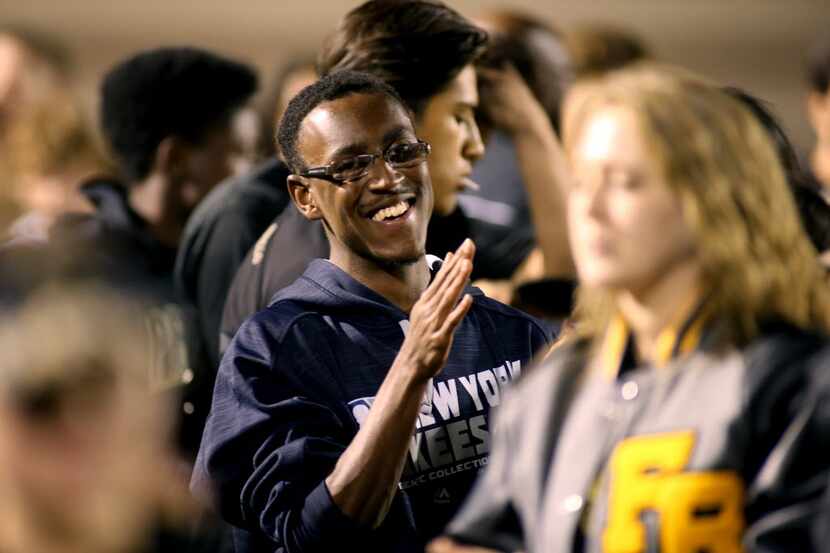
[298, 140, 431, 185]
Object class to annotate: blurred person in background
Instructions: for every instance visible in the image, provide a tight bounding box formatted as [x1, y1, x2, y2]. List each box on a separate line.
[220, 0, 573, 352]
[42, 46, 258, 457]
[806, 36, 830, 195]
[0, 284, 216, 553]
[174, 57, 315, 397]
[432, 64, 830, 553]
[0, 27, 109, 241]
[466, 10, 575, 320]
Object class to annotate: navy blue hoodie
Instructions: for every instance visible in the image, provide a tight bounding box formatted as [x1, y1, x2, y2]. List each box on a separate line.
[192, 258, 552, 553]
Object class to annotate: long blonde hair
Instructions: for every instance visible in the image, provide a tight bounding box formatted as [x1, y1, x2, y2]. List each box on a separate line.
[563, 63, 830, 344]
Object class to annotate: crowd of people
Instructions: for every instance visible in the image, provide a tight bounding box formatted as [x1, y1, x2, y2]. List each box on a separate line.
[1, 2, 830, 552]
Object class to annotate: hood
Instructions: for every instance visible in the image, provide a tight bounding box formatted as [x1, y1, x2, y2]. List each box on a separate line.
[269, 255, 483, 323]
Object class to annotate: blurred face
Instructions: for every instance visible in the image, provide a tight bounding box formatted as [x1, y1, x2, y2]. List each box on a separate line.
[567, 105, 698, 295]
[291, 92, 433, 266]
[416, 65, 485, 215]
[179, 106, 258, 212]
[0, 377, 163, 553]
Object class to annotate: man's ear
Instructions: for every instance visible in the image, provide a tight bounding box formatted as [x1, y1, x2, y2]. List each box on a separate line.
[287, 174, 323, 221]
[151, 136, 189, 182]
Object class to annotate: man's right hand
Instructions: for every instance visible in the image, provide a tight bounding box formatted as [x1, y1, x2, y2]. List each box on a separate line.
[325, 239, 476, 527]
[396, 238, 475, 381]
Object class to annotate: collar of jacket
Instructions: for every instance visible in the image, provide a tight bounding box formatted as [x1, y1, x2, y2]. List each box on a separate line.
[74, 177, 179, 275]
[598, 294, 712, 379]
[282, 255, 484, 321]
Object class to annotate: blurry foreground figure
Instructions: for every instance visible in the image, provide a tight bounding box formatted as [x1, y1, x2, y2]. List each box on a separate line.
[433, 64, 830, 553]
[0, 285, 198, 553]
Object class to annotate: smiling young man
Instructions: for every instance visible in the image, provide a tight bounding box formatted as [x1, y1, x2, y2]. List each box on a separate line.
[192, 71, 551, 553]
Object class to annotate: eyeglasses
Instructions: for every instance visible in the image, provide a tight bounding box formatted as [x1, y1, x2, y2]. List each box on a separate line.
[300, 140, 431, 185]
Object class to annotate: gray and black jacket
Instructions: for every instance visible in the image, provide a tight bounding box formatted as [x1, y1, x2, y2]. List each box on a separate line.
[448, 314, 830, 553]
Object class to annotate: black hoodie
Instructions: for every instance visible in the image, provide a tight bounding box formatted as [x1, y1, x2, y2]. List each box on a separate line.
[193, 257, 552, 553]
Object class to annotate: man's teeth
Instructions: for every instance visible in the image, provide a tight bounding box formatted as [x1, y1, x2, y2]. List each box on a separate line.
[372, 200, 409, 222]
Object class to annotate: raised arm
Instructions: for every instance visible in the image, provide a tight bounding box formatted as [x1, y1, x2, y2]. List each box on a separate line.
[477, 65, 575, 279]
[326, 239, 476, 527]
[193, 240, 478, 552]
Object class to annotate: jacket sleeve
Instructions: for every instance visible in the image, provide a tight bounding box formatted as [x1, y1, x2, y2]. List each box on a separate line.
[445, 390, 525, 552]
[191, 312, 373, 552]
[743, 338, 830, 553]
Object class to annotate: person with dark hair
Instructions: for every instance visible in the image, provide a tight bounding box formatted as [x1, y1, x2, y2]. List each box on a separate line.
[192, 70, 551, 553]
[39, 47, 259, 456]
[220, 0, 571, 357]
[98, 47, 257, 197]
[461, 10, 576, 319]
[807, 36, 830, 193]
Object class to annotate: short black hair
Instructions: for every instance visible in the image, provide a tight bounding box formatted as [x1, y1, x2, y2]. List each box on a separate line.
[318, 0, 487, 116]
[807, 36, 830, 94]
[277, 70, 409, 174]
[100, 47, 257, 182]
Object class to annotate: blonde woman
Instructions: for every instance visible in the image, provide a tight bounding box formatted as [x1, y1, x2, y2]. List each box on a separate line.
[431, 64, 830, 553]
